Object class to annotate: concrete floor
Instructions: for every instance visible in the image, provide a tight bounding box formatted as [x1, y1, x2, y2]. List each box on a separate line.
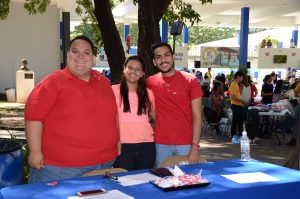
[200, 130, 295, 166]
[0, 101, 295, 167]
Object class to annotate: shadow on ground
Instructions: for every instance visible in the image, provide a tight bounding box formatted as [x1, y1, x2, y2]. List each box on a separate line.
[200, 130, 295, 166]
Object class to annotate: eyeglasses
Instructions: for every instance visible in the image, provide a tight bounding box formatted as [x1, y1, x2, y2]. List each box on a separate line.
[103, 172, 119, 182]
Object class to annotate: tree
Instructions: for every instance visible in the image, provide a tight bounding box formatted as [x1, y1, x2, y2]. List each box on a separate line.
[1, 0, 212, 82]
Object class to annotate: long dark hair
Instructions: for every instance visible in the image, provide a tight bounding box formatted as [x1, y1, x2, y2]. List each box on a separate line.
[274, 80, 284, 94]
[120, 56, 150, 115]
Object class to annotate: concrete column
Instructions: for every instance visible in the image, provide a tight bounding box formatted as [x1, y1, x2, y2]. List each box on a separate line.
[62, 12, 70, 69]
[183, 27, 189, 45]
[292, 29, 298, 46]
[124, 24, 130, 42]
[160, 20, 168, 43]
[238, 7, 250, 70]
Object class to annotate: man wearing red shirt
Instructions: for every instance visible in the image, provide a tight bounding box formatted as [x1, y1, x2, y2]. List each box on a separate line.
[25, 35, 119, 183]
[147, 42, 203, 167]
[125, 34, 132, 54]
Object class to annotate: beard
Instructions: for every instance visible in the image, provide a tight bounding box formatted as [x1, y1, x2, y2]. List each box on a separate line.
[159, 62, 175, 74]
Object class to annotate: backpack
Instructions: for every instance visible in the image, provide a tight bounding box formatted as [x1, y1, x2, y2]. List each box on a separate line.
[246, 109, 260, 140]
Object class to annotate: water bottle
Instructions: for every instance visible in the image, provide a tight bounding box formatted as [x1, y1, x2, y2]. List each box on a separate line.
[240, 130, 251, 161]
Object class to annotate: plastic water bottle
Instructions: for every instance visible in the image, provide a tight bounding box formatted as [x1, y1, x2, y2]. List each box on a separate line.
[240, 130, 251, 161]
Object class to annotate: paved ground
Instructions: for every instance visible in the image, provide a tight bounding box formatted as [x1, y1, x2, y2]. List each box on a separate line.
[0, 101, 295, 167]
[200, 129, 295, 166]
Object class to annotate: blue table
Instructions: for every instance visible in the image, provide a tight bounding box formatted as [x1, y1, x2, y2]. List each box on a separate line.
[1, 159, 300, 199]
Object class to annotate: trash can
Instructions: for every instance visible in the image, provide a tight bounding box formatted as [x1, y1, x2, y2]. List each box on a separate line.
[0, 139, 23, 187]
[5, 88, 16, 102]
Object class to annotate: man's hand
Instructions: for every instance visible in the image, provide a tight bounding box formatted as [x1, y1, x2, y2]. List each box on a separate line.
[117, 141, 121, 155]
[188, 146, 199, 164]
[28, 150, 44, 170]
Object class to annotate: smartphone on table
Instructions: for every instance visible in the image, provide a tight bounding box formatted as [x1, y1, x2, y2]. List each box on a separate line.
[76, 188, 107, 197]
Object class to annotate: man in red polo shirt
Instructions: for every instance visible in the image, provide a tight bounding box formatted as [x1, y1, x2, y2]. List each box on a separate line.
[147, 42, 203, 167]
[25, 35, 119, 183]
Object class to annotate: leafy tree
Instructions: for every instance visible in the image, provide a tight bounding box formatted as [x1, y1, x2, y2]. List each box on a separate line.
[1, 0, 212, 82]
[71, 21, 102, 51]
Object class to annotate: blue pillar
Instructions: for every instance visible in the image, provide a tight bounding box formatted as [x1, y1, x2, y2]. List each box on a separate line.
[160, 20, 168, 43]
[237, 29, 240, 45]
[183, 27, 189, 45]
[278, 42, 283, 48]
[238, 7, 250, 70]
[124, 24, 130, 42]
[292, 29, 298, 46]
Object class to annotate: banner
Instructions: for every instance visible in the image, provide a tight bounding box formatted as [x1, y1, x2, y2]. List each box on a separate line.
[201, 47, 240, 68]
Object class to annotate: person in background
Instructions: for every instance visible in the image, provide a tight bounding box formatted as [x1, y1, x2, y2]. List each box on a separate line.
[261, 39, 267, 48]
[240, 74, 251, 123]
[112, 56, 156, 171]
[229, 70, 247, 139]
[205, 67, 212, 85]
[147, 42, 203, 167]
[260, 74, 274, 138]
[294, 80, 300, 100]
[270, 72, 277, 85]
[290, 39, 296, 48]
[25, 35, 119, 183]
[196, 71, 203, 82]
[273, 80, 284, 103]
[248, 75, 258, 106]
[226, 71, 234, 82]
[209, 82, 224, 134]
[266, 39, 273, 48]
[125, 34, 132, 54]
[261, 75, 274, 104]
[286, 67, 292, 81]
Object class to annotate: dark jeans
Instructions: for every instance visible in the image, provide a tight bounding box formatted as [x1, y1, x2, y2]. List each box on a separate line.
[113, 142, 156, 171]
[231, 104, 244, 137]
[243, 106, 249, 122]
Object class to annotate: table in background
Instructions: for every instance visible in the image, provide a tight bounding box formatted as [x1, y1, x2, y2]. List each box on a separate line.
[1, 159, 300, 199]
[258, 110, 290, 146]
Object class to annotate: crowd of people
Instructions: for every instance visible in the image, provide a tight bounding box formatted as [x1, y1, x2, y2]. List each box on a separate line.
[25, 36, 203, 183]
[24, 35, 299, 184]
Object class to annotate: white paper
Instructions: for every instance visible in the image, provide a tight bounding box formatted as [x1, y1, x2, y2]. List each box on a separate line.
[118, 173, 158, 186]
[168, 165, 185, 176]
[68, 190, 133, 199]
[222, 172, 279, 184]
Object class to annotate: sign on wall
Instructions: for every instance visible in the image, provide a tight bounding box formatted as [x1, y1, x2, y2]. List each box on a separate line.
[201, 47, 240, 68]
[258, 48, 300, 68]
[174, 46, 188, 68]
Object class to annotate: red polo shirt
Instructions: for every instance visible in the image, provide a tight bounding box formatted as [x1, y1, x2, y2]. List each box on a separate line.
[147, 71, 203, 145]
[25, 68, 119, 167]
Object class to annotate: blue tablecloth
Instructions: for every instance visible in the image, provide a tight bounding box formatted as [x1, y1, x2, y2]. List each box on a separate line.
[1, 159, 300, 199]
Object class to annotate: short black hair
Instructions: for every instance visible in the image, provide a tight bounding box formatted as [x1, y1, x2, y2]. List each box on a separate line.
[151, 42, 173, 58]
[234, 70, 244, 79]
[69, 35, 96, 56]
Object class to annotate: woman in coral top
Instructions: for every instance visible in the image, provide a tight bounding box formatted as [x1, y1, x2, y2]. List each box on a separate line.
[112, 56, 156, 171]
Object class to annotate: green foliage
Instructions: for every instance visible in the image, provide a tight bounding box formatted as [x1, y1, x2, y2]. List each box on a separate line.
[163, 0, 213, 26]
[258, 35, 279, 48]
[23, 0, 51, 15]
[71, 21, 102, 53]
[188, 26, 237, 45]
[75, 0, 102, 53]
[22, 142, 30, 183]
[0, 0, 10, 20]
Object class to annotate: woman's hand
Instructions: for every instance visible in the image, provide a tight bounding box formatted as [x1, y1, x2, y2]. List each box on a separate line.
[28, 150, 44, 170]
